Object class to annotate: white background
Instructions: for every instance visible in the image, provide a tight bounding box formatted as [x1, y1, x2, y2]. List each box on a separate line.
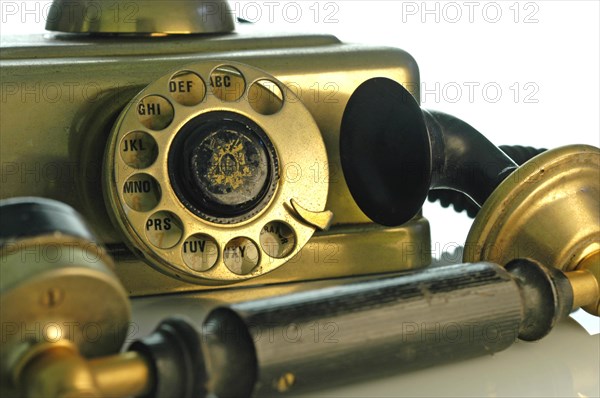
[1, 0, 598, 252]
[244, 0, 600, 253]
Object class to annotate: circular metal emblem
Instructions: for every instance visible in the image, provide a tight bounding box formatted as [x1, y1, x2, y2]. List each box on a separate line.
[168, 112, 279, 223]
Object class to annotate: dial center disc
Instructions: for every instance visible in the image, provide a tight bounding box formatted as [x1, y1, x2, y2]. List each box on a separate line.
[169, 111, 279, 223]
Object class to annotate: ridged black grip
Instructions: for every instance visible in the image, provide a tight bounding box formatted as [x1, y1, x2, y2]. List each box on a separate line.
[205, 262, 523, 396]
[427, 145, 547, 217]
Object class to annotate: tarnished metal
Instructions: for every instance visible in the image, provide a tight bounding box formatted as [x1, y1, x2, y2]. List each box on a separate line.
[289, 199, 334, 230]
[0, 198, 594, 398]
[0, 200, 131, 397]
[87, 352, 151, 398]
[464, 145, 600, 315]
[9, 342, 151, 398]
[0, 236, 130, 359]
[45, 0, 235, 35]
[0, 27, 429, 294]
[104, 61, 330, 284]
[203, 262, 524, 396]
[567, 251, 600, 315]
[113, 221, 430, 296]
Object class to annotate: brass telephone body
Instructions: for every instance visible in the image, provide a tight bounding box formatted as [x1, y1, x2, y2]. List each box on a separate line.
[0, 3, 430, 295]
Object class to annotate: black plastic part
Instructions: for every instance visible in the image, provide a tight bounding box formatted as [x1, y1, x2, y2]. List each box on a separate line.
[505, 259, 574, 341]
[128, 317, 206, 398]
[0, 197, 96, 245]
[427, 189, 480, 218]
[168, 111, 279, 224]
[424, 110, 518, 207]
[500, 145, 548, 167]
[340, 77, 518, 227]
[428, 145, 547, 218]
[340, 78, 431, 226]
[201, 308, 258, 398]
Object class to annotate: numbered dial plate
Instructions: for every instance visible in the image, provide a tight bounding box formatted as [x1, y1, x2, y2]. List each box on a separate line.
[104, 62, 329, 283]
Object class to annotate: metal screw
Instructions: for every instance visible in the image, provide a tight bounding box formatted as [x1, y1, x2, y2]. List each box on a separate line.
[40, 288, 64, 308]
[275, 372, 295, 393]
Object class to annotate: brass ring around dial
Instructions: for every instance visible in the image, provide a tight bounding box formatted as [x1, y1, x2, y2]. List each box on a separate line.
[103, 61, 329, 284]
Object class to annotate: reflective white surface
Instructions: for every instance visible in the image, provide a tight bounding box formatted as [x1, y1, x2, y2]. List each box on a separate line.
[303, 318, 600, 398]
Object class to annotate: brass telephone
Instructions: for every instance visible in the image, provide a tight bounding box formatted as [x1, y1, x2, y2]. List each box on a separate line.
[0, 0, 432, 295]
[0, 1, 599, 397]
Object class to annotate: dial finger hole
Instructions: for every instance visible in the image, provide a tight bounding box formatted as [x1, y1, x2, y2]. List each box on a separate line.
[182, 234, 219, 272]
[137, 95, 174, 130]
[210, 65, 245, 102]
[145, 211, 183, 249]
[120, 131, 158, 168]
[248, 79, 284, 115]
[223, 237, 260, 275]
[169, 70, 206, 106]
[123, 174, 161, 212]
[259, 221, 296, 258]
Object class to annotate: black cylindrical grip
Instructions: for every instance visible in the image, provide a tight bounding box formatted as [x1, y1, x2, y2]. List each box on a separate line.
[204, 262, 523, 397]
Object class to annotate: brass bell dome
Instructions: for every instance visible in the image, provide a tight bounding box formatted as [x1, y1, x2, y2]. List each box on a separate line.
[45, 0, 235, 35]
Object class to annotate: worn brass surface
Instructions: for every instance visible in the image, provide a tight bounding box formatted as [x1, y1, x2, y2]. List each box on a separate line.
[45, 0, 235, 34]
[0, 31, 420, 234]
[14, 342, 101, 397]
[104, 61, 330, 284]
[0, 30, 427, 293]
[87, 352, 151, 397]
[8, 342, 151, 398]
[464, 145, 600, 315]
[0, 236, 131, 395]
[290, 199, 334, 230]
[571, 252, 600, 315]
[116, 220, 431, 296]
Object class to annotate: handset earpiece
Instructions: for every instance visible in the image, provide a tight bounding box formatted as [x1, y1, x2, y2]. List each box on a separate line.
[340, 77, 600, 316]
[340, 77, 517, 227]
